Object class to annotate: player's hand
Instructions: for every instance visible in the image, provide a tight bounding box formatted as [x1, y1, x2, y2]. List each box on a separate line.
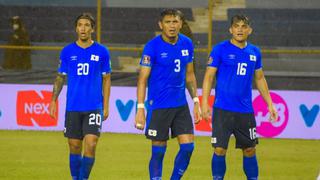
[268, 104, 278, 123]
[49, 101, 57, 119]
[193, 102, 202, 124]
[103, 108, 109, 121]
[201, 103, 211, 122]
[135, 109, 146, 130]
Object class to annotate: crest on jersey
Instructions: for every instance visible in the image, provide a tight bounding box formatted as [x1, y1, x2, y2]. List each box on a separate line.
[141, 55, 151, 65]
[207, 56, 213, 65]
[250, 55, 257, 62]
[90, 54, 100, 61]
[181, 49, 189, 56]
[70, 55, 77, 61]
[160, 52, 168, 58]
[228, 54, 236, 59]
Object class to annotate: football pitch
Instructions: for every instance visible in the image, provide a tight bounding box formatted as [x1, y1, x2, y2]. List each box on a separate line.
[0, 130, 319, 180]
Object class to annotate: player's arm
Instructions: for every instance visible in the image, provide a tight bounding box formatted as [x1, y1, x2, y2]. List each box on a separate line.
[186, 62, 201, 124]
[103, 73, 111, 120]
[49, 73, 66, 119]
[254, 69, 278, 121]
[135, 66, 151, 130]
[201, 67, 217, 121]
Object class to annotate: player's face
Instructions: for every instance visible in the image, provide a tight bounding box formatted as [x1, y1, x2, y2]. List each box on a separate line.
[76, 18, 94, 41]
[229, 20, 252, 43]
[158, 15, 182, 40]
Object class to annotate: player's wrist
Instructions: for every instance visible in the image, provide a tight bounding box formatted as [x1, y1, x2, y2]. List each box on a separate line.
[193, 97, 199, 104]
[137, 103, 145, 109]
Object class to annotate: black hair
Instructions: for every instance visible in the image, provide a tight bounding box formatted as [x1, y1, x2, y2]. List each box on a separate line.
[160, 9, 184, 21]
[75, 13, 95, 28]
[230, 14, 250, 26]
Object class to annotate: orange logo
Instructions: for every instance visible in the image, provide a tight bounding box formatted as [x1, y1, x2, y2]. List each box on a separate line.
[16, 90, 58, 127]
[195, 95, 215, 132]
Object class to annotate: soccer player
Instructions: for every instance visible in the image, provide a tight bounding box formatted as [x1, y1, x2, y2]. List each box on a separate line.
[201, 15, 278, 180]
[49, 13, 111, 180]
[134, 9, 201, 180]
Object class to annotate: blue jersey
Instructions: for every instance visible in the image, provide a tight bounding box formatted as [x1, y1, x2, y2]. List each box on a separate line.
[140, 34, 194, 110]
[58, 42, 111, 111]
[208, 40, 262, 113]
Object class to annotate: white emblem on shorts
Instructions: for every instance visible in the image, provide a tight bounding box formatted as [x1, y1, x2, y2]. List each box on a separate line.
[64, 128, 67, 133]
[211, 137, 217, 144]
[148, 129, 157, 137]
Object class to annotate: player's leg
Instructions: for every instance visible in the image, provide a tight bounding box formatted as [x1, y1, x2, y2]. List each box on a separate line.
[145, 108, 172, 180]
[150, 140, 167, 180]
[64, 112, 83, 180]
[79, 110, 103, 180]
[211, 108, 234, 180]
[170, 105, 195, 180]
[234, 112, 258, 180]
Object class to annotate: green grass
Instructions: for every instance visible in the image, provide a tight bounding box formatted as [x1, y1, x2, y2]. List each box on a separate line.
[0, 130, 319, 180]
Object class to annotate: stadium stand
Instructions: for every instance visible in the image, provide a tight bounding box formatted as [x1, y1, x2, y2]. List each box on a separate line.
[194, 8, 320, 46]
[0, 5, 193, 44]
[0, 1, 320, 90]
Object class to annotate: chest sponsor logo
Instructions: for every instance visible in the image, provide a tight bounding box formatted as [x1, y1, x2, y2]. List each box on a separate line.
[181, 49, 189, 56]
[90, 54, 100, 61]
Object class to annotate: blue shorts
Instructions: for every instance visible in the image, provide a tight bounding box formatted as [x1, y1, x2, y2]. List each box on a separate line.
[145, 105, 194, 141]
[211, 108, 258, 149]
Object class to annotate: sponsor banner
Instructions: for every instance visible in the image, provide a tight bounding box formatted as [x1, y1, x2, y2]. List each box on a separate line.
[0, 84, 319, 139]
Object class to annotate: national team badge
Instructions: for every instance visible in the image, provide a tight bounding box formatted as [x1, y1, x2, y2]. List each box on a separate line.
[250, 55, 257, 62]
[181, 49, 189, 56]
[142, 55, 151, 65]
[90, 54, 100, 61]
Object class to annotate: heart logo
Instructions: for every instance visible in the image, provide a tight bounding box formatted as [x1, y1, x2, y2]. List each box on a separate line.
[299, 104, 319, 127]
[116, 99, 134, 122]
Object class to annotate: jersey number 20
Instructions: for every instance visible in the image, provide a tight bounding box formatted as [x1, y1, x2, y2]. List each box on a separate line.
[89, 113, 101, 126]
[77, 63, 89, 75]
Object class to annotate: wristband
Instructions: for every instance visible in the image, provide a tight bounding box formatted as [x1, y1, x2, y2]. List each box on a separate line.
[137, 103, 145, 109]
[193, 97, 199, 103]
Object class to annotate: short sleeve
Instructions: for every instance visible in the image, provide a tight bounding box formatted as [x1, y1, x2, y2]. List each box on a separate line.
[140, 42, 154, 67]
[207, 45, 222, 68]
[188, 41, 194, 63]
[255, 48, 262, 70]
[58, 47, 68, 74]
[101, 46, 112, 74]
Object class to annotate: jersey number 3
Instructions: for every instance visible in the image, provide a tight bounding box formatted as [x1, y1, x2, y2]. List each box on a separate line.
[77, 63, 89, 75]
[174, 59, 180, 72]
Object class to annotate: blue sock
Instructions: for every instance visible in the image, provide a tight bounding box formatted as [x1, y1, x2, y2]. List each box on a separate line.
[79, 156, 95, 180]
[212, 153, 226, 180]
[243, 155, 258, 180]
[171, 143, 194, 180]
[69, 154, 82, 180]
[149, 145, 166, 180]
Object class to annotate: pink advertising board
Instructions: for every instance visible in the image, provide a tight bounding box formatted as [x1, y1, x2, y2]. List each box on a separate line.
[0, 84, 319, 139]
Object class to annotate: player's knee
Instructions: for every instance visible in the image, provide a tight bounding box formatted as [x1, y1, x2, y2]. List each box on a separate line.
[214, 147, 227, 156]
[85, 141, 98, 152]
[68, 141, 82, 154]
[243, 147, 256, 157]
[69, 143, 82, 154]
